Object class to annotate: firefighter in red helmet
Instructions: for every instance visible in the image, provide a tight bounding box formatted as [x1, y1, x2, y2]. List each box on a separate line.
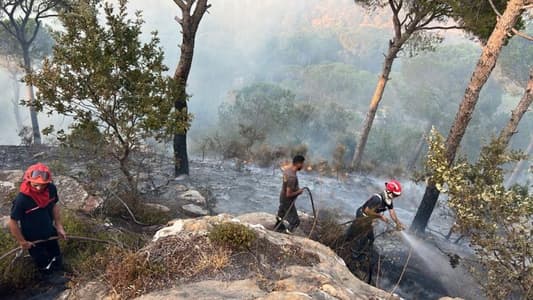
[344, 180, 405, 282]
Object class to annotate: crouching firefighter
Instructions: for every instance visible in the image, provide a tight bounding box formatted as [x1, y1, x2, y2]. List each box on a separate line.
[8, 163, 67, 277]
[274, 155, 305, 234]
[344, 180, 405, 282]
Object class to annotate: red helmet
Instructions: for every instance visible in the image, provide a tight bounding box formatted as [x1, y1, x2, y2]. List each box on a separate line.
[385, 180, 402, 196]
[24, 163, 52, 184]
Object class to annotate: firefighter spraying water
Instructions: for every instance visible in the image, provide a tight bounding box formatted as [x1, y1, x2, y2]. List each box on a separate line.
[344, 180, 405, 282]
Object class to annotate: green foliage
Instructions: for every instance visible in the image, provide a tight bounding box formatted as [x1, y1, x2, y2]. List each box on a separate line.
[214, 82, 357, 165]
[424, 129, 532, 298]
[0, 229, 38, 291]
[208, 222, 257, 250]
[27, 0, 190, 187]
[446, 0, 524, 42]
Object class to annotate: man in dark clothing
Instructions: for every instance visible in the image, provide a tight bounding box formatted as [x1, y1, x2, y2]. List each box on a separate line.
[347, 181, 404, 251]
[344, 180, 404, 283]
[274, 155, 305, 234]
[8, 163, 66, 275]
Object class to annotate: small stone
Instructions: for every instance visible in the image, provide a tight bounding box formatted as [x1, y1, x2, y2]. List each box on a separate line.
[81, 195, 104, 214]
[1, 216, 9, 229]
[181, 204, 208, 216]
[174, 184, 188, 192]
[143, 203, 171, 213]
[174, 175, 188, 181]
[32, 151, 46, 159]
[179, 190, 206, 205]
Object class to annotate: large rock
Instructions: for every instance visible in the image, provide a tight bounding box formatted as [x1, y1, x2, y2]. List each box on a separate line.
[59, 213, 403, 300]
[144, 214, 398, 300]
[136, 279, 265, 300]
[51, 176, 103, 214]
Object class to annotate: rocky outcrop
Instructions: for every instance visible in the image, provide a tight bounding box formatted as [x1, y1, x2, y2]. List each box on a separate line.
[64, 213, 399, 300]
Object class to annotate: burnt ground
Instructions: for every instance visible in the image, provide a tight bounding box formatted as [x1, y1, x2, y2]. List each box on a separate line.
[0, 146, 485, 300]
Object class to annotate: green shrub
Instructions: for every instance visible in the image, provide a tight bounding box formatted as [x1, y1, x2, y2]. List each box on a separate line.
[0, 229, 38, 291]
[208, 222, 257, 250]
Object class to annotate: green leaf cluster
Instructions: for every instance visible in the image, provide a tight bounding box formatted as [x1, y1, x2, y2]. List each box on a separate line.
[424, 129, 532, 298]
[26, 0, 189, 179]
[208, 222, 257, 251]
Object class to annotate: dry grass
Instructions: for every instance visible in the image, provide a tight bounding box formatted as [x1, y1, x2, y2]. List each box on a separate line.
[104, 235, 231, 299]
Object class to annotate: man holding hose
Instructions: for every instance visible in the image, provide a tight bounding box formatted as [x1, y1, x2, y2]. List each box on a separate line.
[346, 180, 405, 258]
[8, 163, 66, 276]
[274, 155, 305, 234]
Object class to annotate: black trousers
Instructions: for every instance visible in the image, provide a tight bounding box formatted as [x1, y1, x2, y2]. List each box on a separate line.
[345, 208, 376, 284]
[28, 239, 62, 272]
[276, 198, 300, 232]
[345, 207, 375, 257]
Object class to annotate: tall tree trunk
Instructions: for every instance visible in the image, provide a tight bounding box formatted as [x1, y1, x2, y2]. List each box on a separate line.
[173, 33, 194, 176]
[351, 40, 404, 170]
[498, 67, 533, 145]
[173, 0, 210, 176]
[9, 71, 23, 131]
[410, 0, 526, 234]
[407, 122, 433, 171]
[506, 134, 533, 186]
[22, 46, 41, 145]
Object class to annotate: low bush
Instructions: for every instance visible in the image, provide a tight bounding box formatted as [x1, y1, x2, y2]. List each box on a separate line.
[0, 229, 38, 291]
[208, 222, 257, 250]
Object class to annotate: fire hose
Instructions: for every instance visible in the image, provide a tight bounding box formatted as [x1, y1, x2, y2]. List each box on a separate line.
[0, 235, 119, 262]
[273, 187, 317, 237]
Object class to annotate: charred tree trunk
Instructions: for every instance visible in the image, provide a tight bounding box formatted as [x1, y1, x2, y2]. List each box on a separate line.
[410, 0, 527, 234]
[498, 67, 533, 145]
[172, 0, 210, 176]
[407, 122, 433, 171]
[506, 134, 533, 186]
[22, 46, 41, 144]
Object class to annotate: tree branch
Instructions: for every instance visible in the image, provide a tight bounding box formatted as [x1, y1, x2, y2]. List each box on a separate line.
[420, 25, 465, 31]
[27, 19, 41, 45]
[488, 0, 533, 41]
[173, 0, 186, 11]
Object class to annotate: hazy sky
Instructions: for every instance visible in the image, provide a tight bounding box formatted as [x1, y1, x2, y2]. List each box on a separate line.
[0, 0, 526, 149]
[0, 0, 358, 144]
